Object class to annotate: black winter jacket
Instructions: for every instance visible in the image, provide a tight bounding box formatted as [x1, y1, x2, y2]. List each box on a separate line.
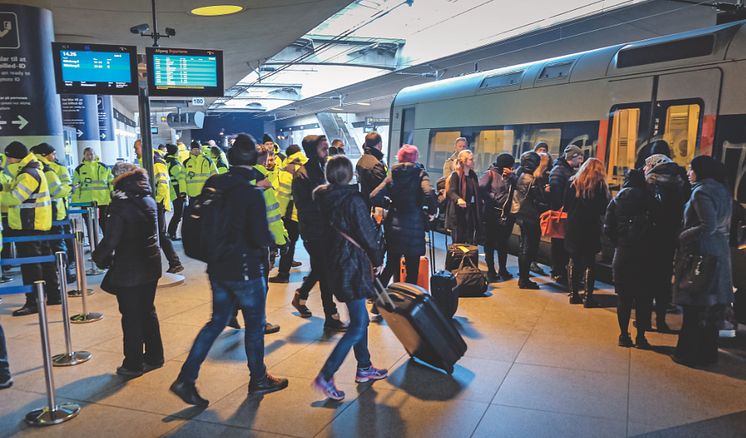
[293, 135, 327, 241]
[372, 163, 436, 257]
[563, 183, 610, 255]
[548, 157, 575, 211]
[445, 170, 482, 236]
[93, 169, 161, 290]
[356, 147, 387, 206]
[316, 184, 384, 302]
[479, 165, 516, 221]
[204, 166, 273, 281]
[511, 153, 548, 224]
[646, 162, 690, 245]
[604, 180, 654, 248]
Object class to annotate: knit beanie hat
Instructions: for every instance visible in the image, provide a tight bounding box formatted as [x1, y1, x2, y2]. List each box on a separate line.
[493, 153, 515, 171]
[262, 134, 274, 144]
[286, 144, 301, 156]
[564, 145, 583, 161]
[644, 153, 672, 170]
[5, 141, 29, 159]
[397, 144, 418, 163]
[31, 142, 55, 156]
[166, 143, 178, 156]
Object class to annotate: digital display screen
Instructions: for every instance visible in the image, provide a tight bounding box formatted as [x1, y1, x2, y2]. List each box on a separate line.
[146, 47, 224, 97]
[52, 42, 138, 96]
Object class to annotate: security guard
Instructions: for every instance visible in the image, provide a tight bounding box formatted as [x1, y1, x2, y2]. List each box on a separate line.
[134, 140, 184, 273]
[210, 146, 229, 174]
[183, 141, 218, 199]
[176, 141, 190, 163]
[4, 142, 59, 317]
[255, 150, 288, 249]
[165, 144, 187, 240]
[72, 147, 112, 233]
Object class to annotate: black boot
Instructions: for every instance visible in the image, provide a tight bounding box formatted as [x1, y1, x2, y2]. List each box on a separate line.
[12, 300, 38, 317]
[518, 257, 539, 289]
[170, 380, 209, 406]
[583, 268, 596, 308]
[568, 260, 582, 304]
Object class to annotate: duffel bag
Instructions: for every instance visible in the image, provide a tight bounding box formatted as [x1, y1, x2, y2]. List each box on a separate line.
[445, 244, 479, 272]
[453, 257, 488, 297]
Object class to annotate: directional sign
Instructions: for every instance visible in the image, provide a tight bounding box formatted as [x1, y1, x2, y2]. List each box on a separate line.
[11, 114, 27, 130]
[192, 97, 205, 106]
[76, 129, 83, 137]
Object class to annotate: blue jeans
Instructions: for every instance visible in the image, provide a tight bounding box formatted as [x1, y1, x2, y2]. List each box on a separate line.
[320, 298, 371, 380]
[0, 323, 9, 381]
[179, 276, 267, 384]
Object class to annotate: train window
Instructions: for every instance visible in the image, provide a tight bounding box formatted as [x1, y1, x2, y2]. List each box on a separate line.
[616, 35, 714, 68]
[661, 103, 701, 168]
[428, 130, 462, 172]
[528, 128, 562, 156]
[474, 129, 514, 171]
[480, 71, 523, 89]
[400, 107, 415, 147]
[607, 107, 641, 189]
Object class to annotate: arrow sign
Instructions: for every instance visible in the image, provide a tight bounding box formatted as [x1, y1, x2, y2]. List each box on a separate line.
[11, 115, 28, 130]
[0, 120, 6, 130]
[100, 133, 106, 140]
[76, 129, 83, 137]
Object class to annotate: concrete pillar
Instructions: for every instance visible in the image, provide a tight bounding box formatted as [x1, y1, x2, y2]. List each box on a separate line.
[60, 94, 102, 162]
[97, 95, 117, 164]
[0, 4, 64, 160]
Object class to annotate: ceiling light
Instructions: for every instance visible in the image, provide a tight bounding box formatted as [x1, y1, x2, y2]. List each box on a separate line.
[330, 107, 343, 111]
[356, 102, 371, 106]
[190, 5, 243, 16]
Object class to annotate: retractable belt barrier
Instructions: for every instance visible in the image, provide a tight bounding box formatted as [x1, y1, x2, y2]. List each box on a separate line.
[66, 209, 86, 215]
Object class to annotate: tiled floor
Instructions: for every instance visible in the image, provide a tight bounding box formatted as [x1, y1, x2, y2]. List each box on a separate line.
[1, 234, 745, 437]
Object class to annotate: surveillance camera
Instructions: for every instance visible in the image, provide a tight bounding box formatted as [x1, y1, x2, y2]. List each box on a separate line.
[165, 27, 176, 37]
[130, 23, 150, 34]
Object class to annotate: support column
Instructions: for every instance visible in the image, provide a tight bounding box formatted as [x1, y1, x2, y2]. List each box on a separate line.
[61, 95, 102, 162]
[0, 4, 64, 157]
[97, 95, 117, 164]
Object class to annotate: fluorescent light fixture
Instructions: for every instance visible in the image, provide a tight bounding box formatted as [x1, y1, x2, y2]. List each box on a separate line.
[330, 107, 344, 111]
[355, 102, 371, 106]
[190, 5, 243, 16]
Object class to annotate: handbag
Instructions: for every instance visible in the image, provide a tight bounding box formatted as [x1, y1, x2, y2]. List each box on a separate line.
[540, 207, 568, 238]
[673, 247, 717, 297]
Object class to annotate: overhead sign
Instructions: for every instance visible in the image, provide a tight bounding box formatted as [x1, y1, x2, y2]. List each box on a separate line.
[146, 47, 224, 97]
[0, 12, 20, 49]
[192, 97, 205, 106]
[51, 42, 138, 95]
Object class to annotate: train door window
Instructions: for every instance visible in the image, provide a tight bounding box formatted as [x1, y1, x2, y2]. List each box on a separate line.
[428, 130, 461, 173]
[528, 127, 562, 156]
[660, 103, 701, 168]
[474, 129, 514, 172]
[607, 107, 641, 189]
[400, 107, 415, 147]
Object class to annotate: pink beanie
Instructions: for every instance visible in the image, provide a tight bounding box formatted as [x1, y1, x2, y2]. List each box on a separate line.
[397, 144, 419, 163]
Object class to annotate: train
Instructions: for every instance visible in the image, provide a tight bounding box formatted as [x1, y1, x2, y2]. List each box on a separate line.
[387, 19, 746, 278]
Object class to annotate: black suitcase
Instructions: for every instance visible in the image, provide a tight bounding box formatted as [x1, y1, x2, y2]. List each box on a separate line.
[375, 279, 467, 374]
[428, 230, 458, 318]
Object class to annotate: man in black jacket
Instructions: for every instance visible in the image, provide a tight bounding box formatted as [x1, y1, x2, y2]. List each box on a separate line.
[548, 145, 584, 284]
[292, 135, 347, 331]
[170, 139, 289, 406]
[356, 132, 387, 207]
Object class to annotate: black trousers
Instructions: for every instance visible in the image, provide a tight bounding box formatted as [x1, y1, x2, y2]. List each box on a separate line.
[298, 239, 338, 318]
[614, 248, 653, 334]
[651, 245, 676, 321]
[568, 251, 596, 295]
[167, 197, 185, 238]
[675, 305, 720, 366]
[15, 231, 60, 305]
[517, 220, 541, 281]
[158, 204, 181, 268]
[277, 218, 299, 275]
[379, 250, 420, 286]
[484, 220, 513, 275]
[116, 281, 163, 370]
[550, 238, 569, 278]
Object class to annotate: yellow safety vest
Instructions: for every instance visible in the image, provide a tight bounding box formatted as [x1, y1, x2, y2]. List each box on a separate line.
[72, 159, 113, 206]
[37, 155, 71, 220]
[277, 151, 307, 223]
[254, 165, 287, 246]
[184, 154, 218, 197]
[166, 155, 187, 201]
[5, 154, 52, 231]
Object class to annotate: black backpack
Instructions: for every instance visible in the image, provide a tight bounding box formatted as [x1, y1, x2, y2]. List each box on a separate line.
[182, 183, 234, 263]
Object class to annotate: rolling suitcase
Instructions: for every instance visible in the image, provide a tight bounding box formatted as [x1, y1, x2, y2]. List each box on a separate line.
[400, 256, 430, 291]
[375, 279, 466, 374]
[428, 230, 458, 317]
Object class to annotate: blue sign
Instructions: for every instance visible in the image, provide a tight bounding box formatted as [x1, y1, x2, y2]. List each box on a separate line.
[152, 54, 218, 87]
[61, 95, 99, 141]
[97, 95, 114, 141]
[60, 49, 132, 83]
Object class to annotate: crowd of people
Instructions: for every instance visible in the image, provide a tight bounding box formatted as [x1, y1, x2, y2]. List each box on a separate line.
[0, 130, 742, 400]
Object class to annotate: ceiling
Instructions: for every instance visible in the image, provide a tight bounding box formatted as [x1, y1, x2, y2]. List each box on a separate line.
[13, 0, 353, 112]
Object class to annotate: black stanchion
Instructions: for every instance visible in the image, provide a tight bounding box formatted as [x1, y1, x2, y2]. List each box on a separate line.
[25, 281, 81, 426]
[52, 252, 92, 367]
[67, 217, 93, 297]
[71, 232, 103, 324]
[85, 206, 103, 276]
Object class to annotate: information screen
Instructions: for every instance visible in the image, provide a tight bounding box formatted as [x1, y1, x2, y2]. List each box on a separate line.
[52, 42, 138, 95]
[146, 47, 224, 97]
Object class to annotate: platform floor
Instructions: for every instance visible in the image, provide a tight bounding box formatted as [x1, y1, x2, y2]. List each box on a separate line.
[1, 235, 745, 438]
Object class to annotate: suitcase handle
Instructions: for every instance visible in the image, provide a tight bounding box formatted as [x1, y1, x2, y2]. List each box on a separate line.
[374, 278, 397, 311]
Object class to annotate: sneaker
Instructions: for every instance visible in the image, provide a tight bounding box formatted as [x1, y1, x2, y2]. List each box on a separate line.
[269, 273, 289, 284]
[618, 334, 634, 348]
[324, 315, 349, 332]
[291, 292, 312, 318]
[264, 322, 280, 334]
[170, 380, 209, 406]
[12, 304, 38, 317]
[116, 366, 144, 377]
[167, 264, 185, 274]
[249, 373, 289, 395]
[313, 374, 345, 401]
[0, 376, 13, 390]
[355, 366, 388, 383]
[518, 279, 540, 290]
[291, 260, 302, 268]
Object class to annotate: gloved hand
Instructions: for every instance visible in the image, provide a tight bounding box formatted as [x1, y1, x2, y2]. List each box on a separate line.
[178, 193, 187, 200]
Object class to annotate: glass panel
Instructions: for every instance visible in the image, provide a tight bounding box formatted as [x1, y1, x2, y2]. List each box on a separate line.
[607, 108, 641, 189]
[400, 107, 415, 147]
[529, 128, 562, 156]
[428, 130, 461, 173]
[662, 103, 700, 168]
[473, 129, 514, 172]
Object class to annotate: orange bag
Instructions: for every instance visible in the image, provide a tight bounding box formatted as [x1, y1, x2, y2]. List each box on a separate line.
[540, 208, 567, 238]
[400, 256, 430, 291]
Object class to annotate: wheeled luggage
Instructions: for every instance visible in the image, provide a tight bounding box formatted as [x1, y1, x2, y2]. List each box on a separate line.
[428, 229, 458, 317]
[375, 279, 466, 374]
[400, 256, 430, 291]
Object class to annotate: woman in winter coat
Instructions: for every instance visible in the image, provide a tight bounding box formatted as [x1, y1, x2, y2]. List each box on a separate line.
[511, 151, 549, 289]
[371, 145, 437, 285]
[564, 158, 610, 307]
[313, 155, 387, 401]
[604, 169, 655, 349]
[479, 153, 516, 282]
[673, 156, 733, 367]
[92, 163, 163, 377]
[445, 150, 481, 244]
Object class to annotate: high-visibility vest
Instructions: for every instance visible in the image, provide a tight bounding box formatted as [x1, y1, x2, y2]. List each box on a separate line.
[72, 159, 113, 206]
[37, 155, 71, 220]
[5, 154, 52, 231]
[254, 165, 287, 246]
[0, 156, 18, 214]
[177, 143, 190, 163]
[183, 154, 217, 197]
[213, 155, 229, 174]
[165, 155, 187, 201]
[277, 151, 307, 223]
[153, 151, 171, 210]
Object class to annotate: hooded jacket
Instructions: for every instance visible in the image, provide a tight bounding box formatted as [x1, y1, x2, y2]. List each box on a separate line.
[93, 168, 161, 290]
[356, 146, 387, 207]
[511, 152, 548, 223]
[292, 135, 327, 240]
[645, 161, 690, 244]
[316, 184, 383, 302]
[479, 159, 516, 221]
[548, 157, 575, 211]
[604, 171, 655, 248]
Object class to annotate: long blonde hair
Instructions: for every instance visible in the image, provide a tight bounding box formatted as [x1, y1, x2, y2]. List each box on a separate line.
[571, 158, 609, 199]
[445, 150, 474, 193]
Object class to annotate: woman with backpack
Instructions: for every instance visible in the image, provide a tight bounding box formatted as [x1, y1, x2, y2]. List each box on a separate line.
[371, 144, 437, 285]
[479, 153, 516, 282]
[445, 150, 481, 244]
[604, 169, 655, 348]
[564, 158, 610, 307]
[313, 155, 387, 401]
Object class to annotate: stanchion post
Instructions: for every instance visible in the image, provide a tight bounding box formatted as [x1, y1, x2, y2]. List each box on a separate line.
[25, 281, 81, 426]
[71, 232, 103, 324]
[91, 202, 100, 248]
[85, 206, 103, 276]
[52, 252, 92, 366]
[67, 217, 92, 297]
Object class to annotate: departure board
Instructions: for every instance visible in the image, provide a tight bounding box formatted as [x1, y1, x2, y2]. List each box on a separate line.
[52, 43, 138, 95]
[146, 47, 224, 97]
